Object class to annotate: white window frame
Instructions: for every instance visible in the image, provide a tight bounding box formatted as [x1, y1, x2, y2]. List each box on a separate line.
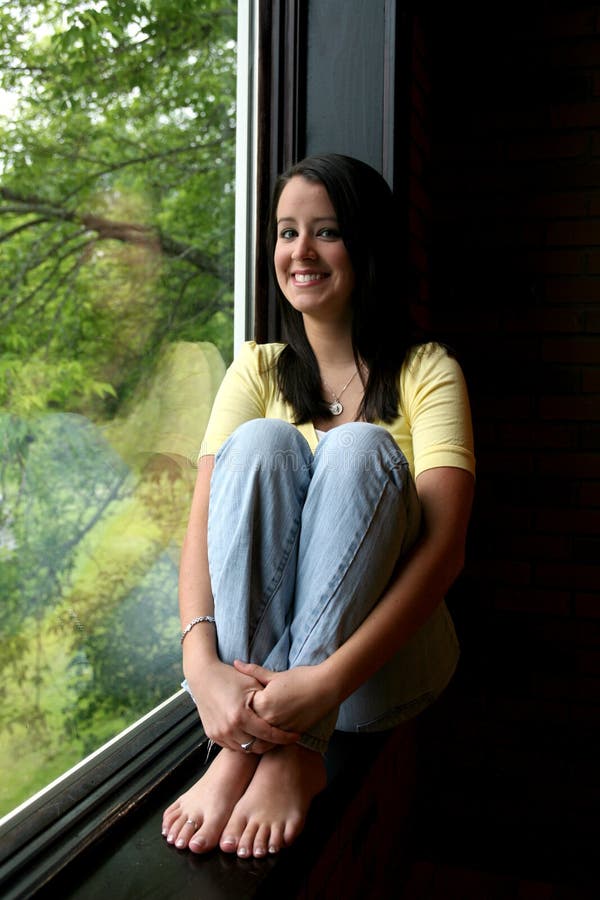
[0, 4, 257, 896]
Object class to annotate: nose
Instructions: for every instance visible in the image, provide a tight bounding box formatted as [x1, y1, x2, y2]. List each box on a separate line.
[291, 231, 316, 260]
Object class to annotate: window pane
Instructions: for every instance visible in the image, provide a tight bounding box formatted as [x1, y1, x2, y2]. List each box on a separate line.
[0, 0, 237, 816]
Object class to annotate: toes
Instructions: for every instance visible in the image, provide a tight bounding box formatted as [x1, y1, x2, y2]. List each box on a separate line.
[267, 822, 284, 855]
[175, 817, 201, 849]
[252, 824, 271, 858]
[162, 801, 182, 836]
[236, 821, 259, 858]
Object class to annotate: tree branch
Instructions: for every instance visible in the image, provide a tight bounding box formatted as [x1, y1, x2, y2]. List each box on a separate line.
[0, 187, 223, 277]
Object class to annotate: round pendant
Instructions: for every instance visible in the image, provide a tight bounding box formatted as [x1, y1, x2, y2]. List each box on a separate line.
[329, 400, 343, 416]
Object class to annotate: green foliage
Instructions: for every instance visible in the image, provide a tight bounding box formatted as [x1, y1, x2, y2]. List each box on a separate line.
[0, 1, 236, 813]
[0, 0, 237, 415]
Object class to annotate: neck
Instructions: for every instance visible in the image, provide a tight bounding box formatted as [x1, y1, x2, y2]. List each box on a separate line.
[303, 317, 355, 369]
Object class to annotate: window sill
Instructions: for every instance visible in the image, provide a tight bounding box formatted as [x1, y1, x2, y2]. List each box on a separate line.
[14, 724, 416, 899]
[0, 691, 202, 900]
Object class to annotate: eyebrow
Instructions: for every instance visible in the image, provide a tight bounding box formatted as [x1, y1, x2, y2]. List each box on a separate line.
[276, 216, 339, 224]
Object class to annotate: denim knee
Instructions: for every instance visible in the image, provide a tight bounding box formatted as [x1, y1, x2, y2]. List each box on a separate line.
[315, 422, 409, 484]
[216, 418, 312, 474]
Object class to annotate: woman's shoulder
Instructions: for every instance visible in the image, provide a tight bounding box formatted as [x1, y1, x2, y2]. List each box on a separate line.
[233, 341, 287, 376]
[402, 341, 455, 377]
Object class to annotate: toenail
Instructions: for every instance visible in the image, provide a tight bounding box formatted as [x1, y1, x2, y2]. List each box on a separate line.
[176, 838, 185, 848]
[190, 835, 205, 849]
[268, 845, 279, 854]
[237, 847, 248, 857]
[255, 847, 266, 857]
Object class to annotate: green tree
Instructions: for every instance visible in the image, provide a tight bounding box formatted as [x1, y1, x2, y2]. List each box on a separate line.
[0, 1, 237, 813]
[0, 0, 237, 415]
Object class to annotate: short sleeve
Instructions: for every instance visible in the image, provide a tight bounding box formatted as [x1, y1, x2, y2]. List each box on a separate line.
[402, 344, 476, 479]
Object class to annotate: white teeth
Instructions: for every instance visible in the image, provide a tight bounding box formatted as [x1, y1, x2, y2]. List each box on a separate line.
[294, 273, 323, 283]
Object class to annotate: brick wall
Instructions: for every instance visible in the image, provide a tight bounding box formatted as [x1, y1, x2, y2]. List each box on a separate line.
[412, 8, 600, 886]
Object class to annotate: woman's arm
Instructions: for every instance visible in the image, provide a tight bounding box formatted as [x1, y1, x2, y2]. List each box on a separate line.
[323, 465, 474, 702]
[179, 456, 299, 750]
[239, 466, 474, 731]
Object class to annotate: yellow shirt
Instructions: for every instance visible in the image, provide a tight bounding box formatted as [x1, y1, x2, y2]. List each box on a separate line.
[200, 341, 475, 480]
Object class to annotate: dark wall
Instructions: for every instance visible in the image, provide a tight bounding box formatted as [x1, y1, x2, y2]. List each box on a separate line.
[259, 2, 599, 886]
[415, 7, 600, 885]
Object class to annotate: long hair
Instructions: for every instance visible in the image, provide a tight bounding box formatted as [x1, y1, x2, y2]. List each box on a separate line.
[267, 153, 421, 424]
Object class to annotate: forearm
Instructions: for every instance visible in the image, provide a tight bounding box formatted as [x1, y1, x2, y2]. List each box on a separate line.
[179, 455, 219, 667]
[322, 467, 474, 705]
[321, 535, 463, 704]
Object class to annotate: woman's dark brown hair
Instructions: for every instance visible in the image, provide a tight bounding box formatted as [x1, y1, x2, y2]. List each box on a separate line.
[267, 153, 420, 424]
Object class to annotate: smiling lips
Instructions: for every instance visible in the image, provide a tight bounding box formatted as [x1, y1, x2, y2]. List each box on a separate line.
[292, 272, 327, 283]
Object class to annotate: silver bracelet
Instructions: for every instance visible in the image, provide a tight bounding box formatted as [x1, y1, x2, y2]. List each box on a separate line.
[180, 615, 216, 644]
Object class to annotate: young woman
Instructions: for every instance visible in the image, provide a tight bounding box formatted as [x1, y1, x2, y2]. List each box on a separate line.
[162, 154, 475, 859]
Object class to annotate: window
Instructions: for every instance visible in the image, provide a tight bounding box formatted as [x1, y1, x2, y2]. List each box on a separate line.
[0, 0, 254, 885]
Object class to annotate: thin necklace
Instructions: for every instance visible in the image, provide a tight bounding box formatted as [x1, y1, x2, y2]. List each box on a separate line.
[322, 369, 359, 416]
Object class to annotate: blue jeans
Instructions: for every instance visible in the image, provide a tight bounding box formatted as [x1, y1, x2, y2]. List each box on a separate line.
[200, 419, 458, 753]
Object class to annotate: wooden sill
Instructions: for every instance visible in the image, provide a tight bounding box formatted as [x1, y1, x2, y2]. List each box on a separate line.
[30, 725, 416, 899]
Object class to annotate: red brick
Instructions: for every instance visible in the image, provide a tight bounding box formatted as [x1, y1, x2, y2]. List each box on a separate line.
[582, 369, 600, 391]
[545, 42, 600, 69]
[499, 422, 578, 448]
[535, 563, 600, 591]
[504, 309, 583, 333]
[534, 507, 600, 535]
[494, 586, 570, 615]
[582, 482, 600, 506]
[539, 395, 597, 420]
[575, 593, 600, 618]
[542, 337, 597, 363]
[537, 11, 597, 37]
[584, 309, 600, 331]
[525, 249, 585, 275]
[547, 219, 600, 246]
[538, 452, 600, 478]
[508, 134, 588, 162]
[577, 647, 600, 674]
[544, 276, 600, 302]
[585, 250, 600, 273]
[508, 533, 571, 560]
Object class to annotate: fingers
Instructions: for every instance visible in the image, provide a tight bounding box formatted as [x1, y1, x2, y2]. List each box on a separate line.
[206, 709, 299, 753]
[234, 659, 273, 684]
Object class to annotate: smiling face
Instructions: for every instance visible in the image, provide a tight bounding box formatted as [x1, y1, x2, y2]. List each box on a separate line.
[274, 176, 355, 326]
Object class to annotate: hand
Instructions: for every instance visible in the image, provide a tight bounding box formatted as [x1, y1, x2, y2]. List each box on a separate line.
[186, 658, 300, 754]
[233, 660, 338, 735]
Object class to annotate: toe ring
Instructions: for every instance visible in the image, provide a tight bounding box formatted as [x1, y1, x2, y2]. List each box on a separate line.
[186, 819, 198, 828]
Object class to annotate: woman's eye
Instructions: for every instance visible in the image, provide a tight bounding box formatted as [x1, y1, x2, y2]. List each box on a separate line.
[279, 228, 296, 239]
[318, 228, 340, 239]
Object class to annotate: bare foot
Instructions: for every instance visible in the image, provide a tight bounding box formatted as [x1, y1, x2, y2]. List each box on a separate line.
[219, 744, 327, 858]
[162, 748, 258, 853]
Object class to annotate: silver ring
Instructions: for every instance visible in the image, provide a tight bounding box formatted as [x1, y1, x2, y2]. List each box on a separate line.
[240, 738, 256, 753]
[186, 819, 198, 828]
